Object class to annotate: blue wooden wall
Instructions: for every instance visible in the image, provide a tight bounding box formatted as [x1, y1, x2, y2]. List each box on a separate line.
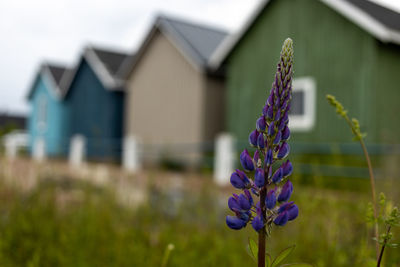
[27, 75, 69, 157]
[64, 59, 124, 161]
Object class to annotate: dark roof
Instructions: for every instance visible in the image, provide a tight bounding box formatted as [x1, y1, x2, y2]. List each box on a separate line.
[26, 63, 71, 100]
[346, 0, 400, 31]
[157, 15, 228, 66]
[91, 47, 131, 79]
[47, 65, 67, 85]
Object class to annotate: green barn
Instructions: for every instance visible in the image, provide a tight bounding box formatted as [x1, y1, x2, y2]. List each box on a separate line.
[210, 0, 400, 151]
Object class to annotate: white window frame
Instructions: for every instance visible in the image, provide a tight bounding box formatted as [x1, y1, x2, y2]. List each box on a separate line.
[288, 77, 316, 132]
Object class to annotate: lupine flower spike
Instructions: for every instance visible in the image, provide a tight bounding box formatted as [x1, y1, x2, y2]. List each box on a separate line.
[226, 38, 298, 266]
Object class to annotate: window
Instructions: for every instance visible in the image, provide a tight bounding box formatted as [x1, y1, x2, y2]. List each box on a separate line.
[288, 77, 316, 131]
[37, 95, 48, 132]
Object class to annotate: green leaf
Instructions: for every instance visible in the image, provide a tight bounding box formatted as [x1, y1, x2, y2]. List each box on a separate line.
[248, 238, 258, 261]
[280, 264, 313, 267]
[271, 245, 296, 267]
[266, 253, 272, 267]
[246, 246, 256, 262]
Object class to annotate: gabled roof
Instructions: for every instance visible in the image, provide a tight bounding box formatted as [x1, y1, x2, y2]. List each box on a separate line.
[209, 0, 400, 69]
[63, 46, 133, 96]
[124, 14, 228, 77]
[27, 63, 71, 100]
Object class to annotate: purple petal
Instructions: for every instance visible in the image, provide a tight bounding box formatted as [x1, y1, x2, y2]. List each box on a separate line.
[254, 168, 265, 188]
[265, 189, 276, 210]
[252, 215, 264, 232]
[274, 211, 288, 226]
[226, 215, 247, 230]
[278, 180, 293, 202]
[248, 130, 259, 147]
[287, 204, 299, 221]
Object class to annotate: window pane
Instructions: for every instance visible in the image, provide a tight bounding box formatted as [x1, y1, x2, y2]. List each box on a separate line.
[289, 91, 304, 115]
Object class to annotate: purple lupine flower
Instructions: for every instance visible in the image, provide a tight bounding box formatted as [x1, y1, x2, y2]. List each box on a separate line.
[226, 215, 247, 230]
[252, 214, 264, 232]
[276, 201, 299, 223]
[226, 38, 298, 233]
[230, 169, 250, 189]
[252, 202, 265, 232]
[249, 130, 259, 147]
[265, 149, 273, 165]
[272, 168, 283, 184]
[282, 160, 293, 177]
[274, 211, 288, 226]
[257, 134, 265, 149]
[273, 130, 282, 145]
[240, 149, 254, 171]
[278, 180, 293, 202]
[282, 126, 290, 140]
[277, 142, 290, 159]
[266, 188, 277, 209]
[256, 116, 267, 132]
[254, 168, 265, 188]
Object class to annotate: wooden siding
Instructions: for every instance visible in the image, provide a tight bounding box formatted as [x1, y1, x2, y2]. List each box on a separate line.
[226, 0, 400, 144]
[27, 76, 69, 156]
[65, 59, 124, 161]
[125, 30, 205, 153]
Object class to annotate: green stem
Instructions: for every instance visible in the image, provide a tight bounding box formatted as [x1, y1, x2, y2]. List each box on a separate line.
[343, 115, 379, 258]
[377, 225, 391, 267]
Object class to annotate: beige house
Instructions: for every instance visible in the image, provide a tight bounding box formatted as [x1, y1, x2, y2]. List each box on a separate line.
[123, 15, 228, 165]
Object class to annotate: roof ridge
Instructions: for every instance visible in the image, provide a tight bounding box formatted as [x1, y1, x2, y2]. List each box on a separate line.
[159, 14, 228, 35]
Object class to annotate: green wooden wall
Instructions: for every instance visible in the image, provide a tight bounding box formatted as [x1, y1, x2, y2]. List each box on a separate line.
[226, 0, 400, 145]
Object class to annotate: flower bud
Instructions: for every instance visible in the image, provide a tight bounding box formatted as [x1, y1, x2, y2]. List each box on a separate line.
[273, 211, 288, 226]
[244, 189, 254, 206]
[254, 168, 265, 188]
[257, 134, 265, 149]
[228, 196, 241, 212]
[265, 149, 273, 165]
[238, 193, 252, 210]
[266, 106, 274, 120]
[282, 126, 290, 140]
[248, 130, 259, 147]
[266, 189, 276, 209]
[278, 180, 293, 202]
[268, 123, 275, 136]
[253, 150, 260, 164]
[287, 204, 299, 221]
[226, 215, 247, 230]
[252, 215, 264, 232]
[274, 109, 281, 121]
[282, 160, 293, 177]
[240, 149, 254, 171]
[256, 116, 267, 132]
[273, 130, 282, 145]
[277, 142, 290, 159]
[272, 168, 283, 184]
[230, 169, 250, 189]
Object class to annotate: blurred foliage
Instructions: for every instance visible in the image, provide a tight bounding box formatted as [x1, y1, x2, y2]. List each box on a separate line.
[0, 173, 398, 266]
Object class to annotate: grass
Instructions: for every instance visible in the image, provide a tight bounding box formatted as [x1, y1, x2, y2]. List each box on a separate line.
[0, 159, 398, 266]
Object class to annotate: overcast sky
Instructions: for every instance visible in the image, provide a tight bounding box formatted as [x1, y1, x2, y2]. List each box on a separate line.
[0, 0, 399, 115]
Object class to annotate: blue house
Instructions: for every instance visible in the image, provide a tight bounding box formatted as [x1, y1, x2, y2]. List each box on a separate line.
[63, 46, 133, 161]
[27, 63, 71, 157]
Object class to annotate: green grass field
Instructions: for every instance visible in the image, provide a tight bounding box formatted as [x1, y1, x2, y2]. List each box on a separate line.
[0, 164, 398, 267]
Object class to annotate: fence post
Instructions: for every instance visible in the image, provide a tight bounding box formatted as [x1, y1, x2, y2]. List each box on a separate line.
[123, 135, 141, 172]
[33, 137, 46, 162]
[69, 134, 86, 167]
[4, 137, 17, 160]
[214, 133, 235, 185]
